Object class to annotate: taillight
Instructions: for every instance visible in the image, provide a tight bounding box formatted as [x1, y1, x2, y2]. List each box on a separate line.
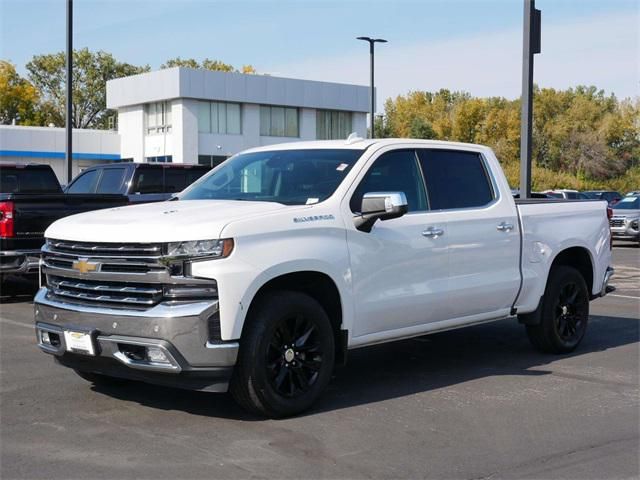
[0, 201, 14, 238]
[607, 207, 613, 220]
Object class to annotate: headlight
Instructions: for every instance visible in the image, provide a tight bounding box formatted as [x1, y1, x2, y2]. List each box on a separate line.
[631, 219, 639, 230]
[165, 239, 234, 259]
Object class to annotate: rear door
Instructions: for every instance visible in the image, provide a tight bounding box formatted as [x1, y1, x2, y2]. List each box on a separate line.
[416, 148, 520, 319]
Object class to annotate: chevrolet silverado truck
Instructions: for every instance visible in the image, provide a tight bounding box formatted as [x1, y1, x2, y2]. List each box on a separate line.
[609, 194, 640, 245]
[0, 164, 128, 281]
[34, 139, 615, 417]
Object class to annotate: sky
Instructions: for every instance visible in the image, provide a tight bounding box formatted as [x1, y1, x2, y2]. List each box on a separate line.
[1, 0, 638, 108]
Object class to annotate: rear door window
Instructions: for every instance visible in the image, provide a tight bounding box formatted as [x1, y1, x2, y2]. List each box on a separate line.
[163, 169, 188, 193]
[417, 149, 494, 210]
[67, 170, 99, 194]
[96, 168, 126, 193]
[132, 167, 164, 194]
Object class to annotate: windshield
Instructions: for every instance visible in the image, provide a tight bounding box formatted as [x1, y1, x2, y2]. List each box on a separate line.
[180, 149, 364, 205]
[613, 196, 640, 210]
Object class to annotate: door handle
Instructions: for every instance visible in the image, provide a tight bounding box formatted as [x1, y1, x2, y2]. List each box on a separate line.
[422, 227, 444, 238]
[497, 222, 514, 232]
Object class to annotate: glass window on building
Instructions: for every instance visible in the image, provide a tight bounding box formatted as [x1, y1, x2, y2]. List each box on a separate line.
[316, 110, 353, 140]
[198, 155, 228, 168]
[145, 155, 173, 163]
[260, 106, 298, 137]
[145, 101, 172, 134]
[197, 101, 241, 134]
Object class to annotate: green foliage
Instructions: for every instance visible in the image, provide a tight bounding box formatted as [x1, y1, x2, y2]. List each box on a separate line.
[161, 57, 256, 74]
[382, 86, 640, 190]
[25, 48, 149, 128]
[0, 60, 41, 125]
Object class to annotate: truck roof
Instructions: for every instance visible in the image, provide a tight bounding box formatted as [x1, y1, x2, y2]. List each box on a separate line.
[242, 138, 490, 154]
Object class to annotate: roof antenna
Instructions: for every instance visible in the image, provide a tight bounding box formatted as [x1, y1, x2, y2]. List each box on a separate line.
[345, 132, 363, 144]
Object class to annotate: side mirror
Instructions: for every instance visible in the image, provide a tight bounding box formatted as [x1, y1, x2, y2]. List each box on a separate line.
[354, 192, 408, 232]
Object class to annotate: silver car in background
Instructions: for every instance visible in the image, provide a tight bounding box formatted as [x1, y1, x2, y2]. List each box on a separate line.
[610, 194, 640, 245]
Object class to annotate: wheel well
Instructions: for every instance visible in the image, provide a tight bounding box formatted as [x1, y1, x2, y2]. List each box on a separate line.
[246, 271, 347, 365]
[519, 246, 595, 326]
[550, 247, 594, 293]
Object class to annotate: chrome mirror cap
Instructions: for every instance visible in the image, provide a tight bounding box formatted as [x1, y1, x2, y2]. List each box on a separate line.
[354, 191, 409, 233]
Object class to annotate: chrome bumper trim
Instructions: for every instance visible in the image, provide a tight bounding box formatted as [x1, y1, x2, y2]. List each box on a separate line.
[100, 336, 182, 373]
[34, 288, 237, 368]
[0, 250, 40, 274]
[600, 267, 615, 297]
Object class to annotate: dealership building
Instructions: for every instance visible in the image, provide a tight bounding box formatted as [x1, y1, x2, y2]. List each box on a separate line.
[0, 68, 370, 181]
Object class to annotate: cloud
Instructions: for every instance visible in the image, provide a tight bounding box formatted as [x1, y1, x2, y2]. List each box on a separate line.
[273, 11, 638, 106]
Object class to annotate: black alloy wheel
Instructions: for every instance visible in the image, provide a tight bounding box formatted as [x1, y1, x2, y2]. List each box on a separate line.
[553, 281, 588, 343]
[230, 290, 335, 418]
[266, 315, 324, 398]
[526, 265, 590, 354]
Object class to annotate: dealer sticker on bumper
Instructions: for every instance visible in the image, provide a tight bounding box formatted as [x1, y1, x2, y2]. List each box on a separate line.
[63, 330, 95, 356]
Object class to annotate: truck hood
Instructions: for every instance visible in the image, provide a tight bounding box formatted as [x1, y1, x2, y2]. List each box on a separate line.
[45, 200, 290, 243]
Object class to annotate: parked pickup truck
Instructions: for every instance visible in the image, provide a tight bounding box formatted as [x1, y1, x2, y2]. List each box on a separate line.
[609, 194, 640, 245]
[64, 162, 210, 203]
[34, 139, 614, 417]
[0, 164, 128, 279]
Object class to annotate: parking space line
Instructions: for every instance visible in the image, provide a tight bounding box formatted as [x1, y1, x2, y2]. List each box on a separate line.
[0, 317, 34, 329]
[609, 294, 640, 300]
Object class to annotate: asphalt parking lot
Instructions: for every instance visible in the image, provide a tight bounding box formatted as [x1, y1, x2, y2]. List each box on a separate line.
[1, 245, 638, 480]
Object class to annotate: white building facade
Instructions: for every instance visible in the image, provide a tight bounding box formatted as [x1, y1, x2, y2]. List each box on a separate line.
[0, 125, 120, 182]
[107, 68, 369, 166]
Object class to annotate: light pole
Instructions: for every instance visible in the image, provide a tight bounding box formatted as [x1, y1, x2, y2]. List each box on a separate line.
[357, 36, 387, 138]
[65, 0, 73, 184]
[519, 0, 541, 199]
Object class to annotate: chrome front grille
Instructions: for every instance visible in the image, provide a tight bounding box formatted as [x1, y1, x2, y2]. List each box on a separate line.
[610, 218, 624, 227]
[42, 239, 216, 310]
[46, 239, 162, 257]
[48, 276, 163, 307]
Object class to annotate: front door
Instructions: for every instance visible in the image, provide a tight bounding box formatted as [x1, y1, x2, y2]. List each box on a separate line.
[346, 148, 450, 339]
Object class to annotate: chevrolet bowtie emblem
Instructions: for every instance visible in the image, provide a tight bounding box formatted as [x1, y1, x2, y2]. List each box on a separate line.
[71, 258, 99, 274]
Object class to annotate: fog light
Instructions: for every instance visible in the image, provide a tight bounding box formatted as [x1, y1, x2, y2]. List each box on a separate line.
[146, 346, 170, 364]
[41, 331, 51, 345]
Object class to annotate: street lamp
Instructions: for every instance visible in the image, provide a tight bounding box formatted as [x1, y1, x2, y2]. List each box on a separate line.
[357, 36, 387, 138]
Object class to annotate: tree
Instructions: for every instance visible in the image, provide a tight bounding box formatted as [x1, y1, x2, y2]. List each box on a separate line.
[0, 60, 40, 125]
[26, 48, 149, 128]
[161, 57, 256, 74]
[409, 117, 435, 139]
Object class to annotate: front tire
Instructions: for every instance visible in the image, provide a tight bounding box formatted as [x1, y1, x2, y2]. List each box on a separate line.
[230, 291, 335, 418]
[526, 266, 590, 354]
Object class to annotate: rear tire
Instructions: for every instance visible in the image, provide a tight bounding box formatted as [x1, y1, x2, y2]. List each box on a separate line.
[526, 266, 589, 354]
[230, 291, 335, 418]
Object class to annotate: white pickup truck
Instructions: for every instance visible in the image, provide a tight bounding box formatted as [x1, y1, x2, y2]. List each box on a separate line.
[34, 139, 615, 417]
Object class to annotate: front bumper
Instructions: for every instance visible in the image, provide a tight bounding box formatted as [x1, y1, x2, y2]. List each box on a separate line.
[610, 222, 639, 241]
[34, 288, 239, 392]
[0, 249, 40, 275]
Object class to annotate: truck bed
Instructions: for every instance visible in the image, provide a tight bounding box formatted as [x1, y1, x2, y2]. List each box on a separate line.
[514, 198, 611, 314]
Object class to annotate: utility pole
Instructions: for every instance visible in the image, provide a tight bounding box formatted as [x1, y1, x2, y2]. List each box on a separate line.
[519, 0, 541, 199]
[357, 37, 387, 138]
[65, 0, 73, 184]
